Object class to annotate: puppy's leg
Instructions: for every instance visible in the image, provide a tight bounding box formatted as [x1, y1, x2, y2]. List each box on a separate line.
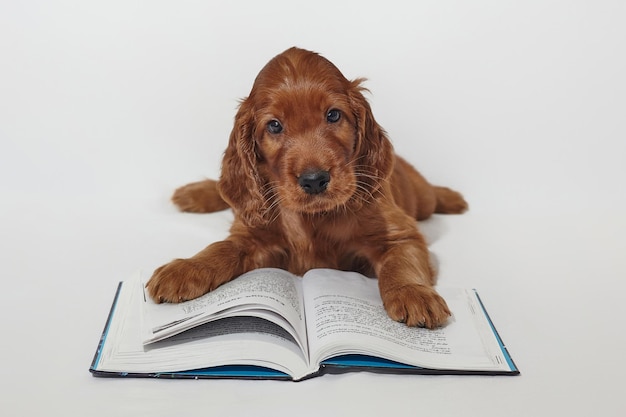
[171, 179, 230, 213]
[146, 239, 245, 303]
[391, 156, 468, 220]
[146, 228, 286, 303]
[374, 236, 451, 328]
[433, 186, 468, 215]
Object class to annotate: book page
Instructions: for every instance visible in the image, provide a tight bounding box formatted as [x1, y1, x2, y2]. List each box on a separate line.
[302, 269, 509, 371]
[95, 274, 312, 380]
[141, 268, 308, 356]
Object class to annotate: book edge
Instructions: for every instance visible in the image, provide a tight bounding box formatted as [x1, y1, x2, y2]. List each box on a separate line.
[89, 282, 124, 373]
[473, 290, 520, 374]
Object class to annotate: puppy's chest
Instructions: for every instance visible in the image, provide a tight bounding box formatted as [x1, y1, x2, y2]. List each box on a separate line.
[280, 214, 356, 273]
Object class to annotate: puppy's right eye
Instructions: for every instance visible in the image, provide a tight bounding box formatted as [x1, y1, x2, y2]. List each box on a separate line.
[267, 120, 283, 134]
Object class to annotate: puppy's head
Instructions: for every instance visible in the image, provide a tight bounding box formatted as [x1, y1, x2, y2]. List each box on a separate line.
[219, 47, 393, 225]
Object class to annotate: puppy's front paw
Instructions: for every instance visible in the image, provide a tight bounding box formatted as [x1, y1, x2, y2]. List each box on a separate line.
[146, 259, 216, 303]
[382, 284, 451, 329]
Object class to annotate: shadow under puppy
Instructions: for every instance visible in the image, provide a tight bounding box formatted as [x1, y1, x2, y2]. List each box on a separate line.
[147, 47, 468, 329]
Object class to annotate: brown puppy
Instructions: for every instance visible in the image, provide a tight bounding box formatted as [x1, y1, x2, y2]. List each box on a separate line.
[147, 47, 467, 328]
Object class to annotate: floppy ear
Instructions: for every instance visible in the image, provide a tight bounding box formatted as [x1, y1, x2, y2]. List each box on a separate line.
[217, 98, 269, 227]
[348, 78, 394, 192]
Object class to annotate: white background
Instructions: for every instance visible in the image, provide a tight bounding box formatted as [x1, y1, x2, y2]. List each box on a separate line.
[1, 1, 625, 416]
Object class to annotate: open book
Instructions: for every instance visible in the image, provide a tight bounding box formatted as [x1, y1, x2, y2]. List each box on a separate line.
[90, 268, 518, 381]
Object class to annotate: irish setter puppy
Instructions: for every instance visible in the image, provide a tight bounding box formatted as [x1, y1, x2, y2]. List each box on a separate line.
[146, 47, 467, 328]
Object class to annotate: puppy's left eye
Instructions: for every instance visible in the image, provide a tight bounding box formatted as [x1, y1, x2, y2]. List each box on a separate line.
[267, 119, 283, 134]
[327, 109, 341, 123]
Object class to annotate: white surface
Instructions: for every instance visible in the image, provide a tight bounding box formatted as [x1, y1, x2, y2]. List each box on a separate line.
[1, 1, 625, 416]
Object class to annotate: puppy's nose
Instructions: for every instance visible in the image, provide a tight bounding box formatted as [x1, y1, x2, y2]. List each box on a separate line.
[298, 170, 330, 195]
